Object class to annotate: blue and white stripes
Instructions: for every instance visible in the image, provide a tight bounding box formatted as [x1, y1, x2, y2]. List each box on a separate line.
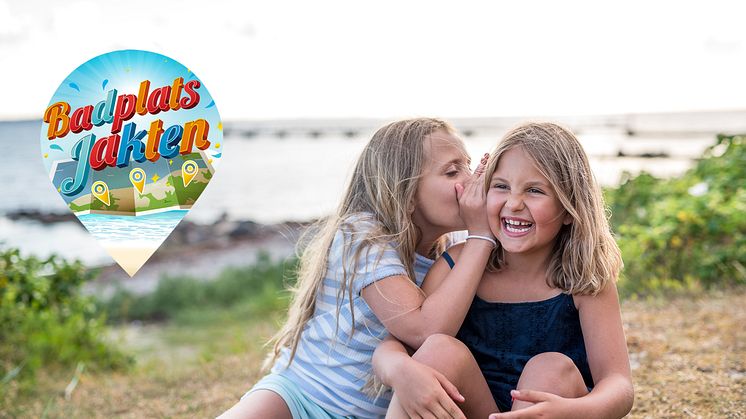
[271, 214, 437, 418]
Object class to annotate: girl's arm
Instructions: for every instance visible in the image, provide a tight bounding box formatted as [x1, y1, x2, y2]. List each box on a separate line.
[493, 281, 634, 419]
[573, 281, 634, 417]
[372, 335, 466, 419]
[362, 161, 492, 350]
[371, 242, 469, 384]
[362, 237, 490, 349]
[371, 246, 478, 418]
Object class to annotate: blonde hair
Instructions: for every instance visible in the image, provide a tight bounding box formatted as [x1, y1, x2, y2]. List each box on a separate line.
[263, 118, 455, 371]
[483, 122, 623, 295]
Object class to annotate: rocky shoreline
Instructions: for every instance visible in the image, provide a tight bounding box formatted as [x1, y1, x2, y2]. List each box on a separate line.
[6, 209, 78, 224]
[6, 208, 310, 298]
[5, 208, 310, 246]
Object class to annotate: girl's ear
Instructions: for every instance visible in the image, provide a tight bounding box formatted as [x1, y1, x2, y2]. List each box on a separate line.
[562, 212, 573, 225]
[407, 199, 416, 215]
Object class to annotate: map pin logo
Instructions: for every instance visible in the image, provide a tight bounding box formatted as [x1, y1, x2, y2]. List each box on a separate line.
[91, 181, 111, 206]
[41, 50, 223, 277]
[130, 168, 146, 193]
[182, 160, 198, 187]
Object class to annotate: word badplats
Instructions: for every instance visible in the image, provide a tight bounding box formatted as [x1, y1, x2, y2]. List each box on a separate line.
[43, 77, 211, 196]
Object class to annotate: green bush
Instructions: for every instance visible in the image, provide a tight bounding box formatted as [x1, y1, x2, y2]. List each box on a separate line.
[0, 249, 132, 398]
[101, 252, 297, 323]
[606, 134, 746, 296]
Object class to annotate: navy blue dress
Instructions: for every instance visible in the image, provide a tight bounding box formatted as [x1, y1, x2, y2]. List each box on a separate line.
[442, 252, 594, 412]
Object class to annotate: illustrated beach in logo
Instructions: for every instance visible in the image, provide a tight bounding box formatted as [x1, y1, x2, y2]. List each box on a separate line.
[40, 50, 222, 276]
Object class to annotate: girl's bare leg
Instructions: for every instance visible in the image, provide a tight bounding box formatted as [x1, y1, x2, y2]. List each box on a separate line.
[512, 352, 589, 411]
[217, 389, 292, 419]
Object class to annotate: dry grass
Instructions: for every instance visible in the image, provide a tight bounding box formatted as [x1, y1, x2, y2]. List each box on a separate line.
[622, 290, 746, 418]
[8, 291, 745, 418]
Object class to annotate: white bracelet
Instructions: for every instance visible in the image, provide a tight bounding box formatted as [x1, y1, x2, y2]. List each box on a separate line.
[465, 234, 497, 248]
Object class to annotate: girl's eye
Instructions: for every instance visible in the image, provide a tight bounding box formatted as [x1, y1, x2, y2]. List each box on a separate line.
[445, 165, 463, 177]
[493, 183, 509, 190]
[528, 187, 544, 194]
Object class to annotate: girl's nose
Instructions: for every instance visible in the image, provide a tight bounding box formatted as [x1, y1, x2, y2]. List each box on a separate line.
[506, 193, 525, 211]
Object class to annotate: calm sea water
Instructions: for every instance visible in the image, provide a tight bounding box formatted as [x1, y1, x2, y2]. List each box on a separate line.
[78, 210, 188, 247]
[0, 118, 718, 265]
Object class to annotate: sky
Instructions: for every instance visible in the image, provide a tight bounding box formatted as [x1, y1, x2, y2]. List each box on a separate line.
[1, 0, 745, 120]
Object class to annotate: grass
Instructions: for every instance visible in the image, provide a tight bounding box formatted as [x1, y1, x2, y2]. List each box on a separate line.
[623, 290, 746, 418]
[6, 288, 745, 418]
[99, 253, 295, 324]
[4, 299, 286, 418]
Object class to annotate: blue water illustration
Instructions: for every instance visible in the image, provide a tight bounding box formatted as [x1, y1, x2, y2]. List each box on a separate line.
[78, 210, 187, 245]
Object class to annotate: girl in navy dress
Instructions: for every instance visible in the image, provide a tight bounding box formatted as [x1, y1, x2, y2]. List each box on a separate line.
[374, 122, 633, 418]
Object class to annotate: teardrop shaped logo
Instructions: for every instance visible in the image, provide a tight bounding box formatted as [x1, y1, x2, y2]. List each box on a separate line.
[40, 50, 223, 276]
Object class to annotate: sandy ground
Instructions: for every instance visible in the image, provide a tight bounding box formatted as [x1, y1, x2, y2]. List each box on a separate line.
[621, 291, 746, 418]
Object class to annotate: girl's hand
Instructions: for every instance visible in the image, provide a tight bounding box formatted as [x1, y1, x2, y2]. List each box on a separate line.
[488, 389, 575, 419]
[455, 153, 491, 237]
[391, 358, 467, 419]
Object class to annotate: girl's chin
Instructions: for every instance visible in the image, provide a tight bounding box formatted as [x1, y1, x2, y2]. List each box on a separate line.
[500, 244, 523, 253]
[497, 234, 529, 250]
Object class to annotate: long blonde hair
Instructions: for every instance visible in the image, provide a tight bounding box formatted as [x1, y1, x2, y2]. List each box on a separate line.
[264, 118, 455, 370]
[483, 122, 623, 295]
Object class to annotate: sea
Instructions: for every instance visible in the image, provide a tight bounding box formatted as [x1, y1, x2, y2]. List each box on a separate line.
[2, 112, 743, 266]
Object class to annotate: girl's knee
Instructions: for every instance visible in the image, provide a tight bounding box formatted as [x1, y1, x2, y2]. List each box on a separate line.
[413, 334, 473, 371]
[524, 352, 576, 376]
[519, 352, 586, 397]
[420, 333, 466, 349]
[415, 334, 469, 358]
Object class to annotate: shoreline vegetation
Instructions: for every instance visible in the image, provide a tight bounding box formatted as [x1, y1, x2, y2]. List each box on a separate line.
[4, 210, 305, 295]
[2, 133, 745, 417]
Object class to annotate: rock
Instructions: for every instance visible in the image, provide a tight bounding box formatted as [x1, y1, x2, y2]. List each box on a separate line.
[6, 209, 76, 224]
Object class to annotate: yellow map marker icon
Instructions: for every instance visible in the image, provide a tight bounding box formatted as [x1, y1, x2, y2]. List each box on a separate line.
[182, 160, 198, 187]
[91, 181, 111, 206]
[129, 168, 146, 193]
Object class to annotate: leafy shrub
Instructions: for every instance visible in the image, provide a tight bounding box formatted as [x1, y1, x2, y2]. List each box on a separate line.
[101, 252, 297, 323]
[0, 249, 132, 399]
[606, 134, 746, 296]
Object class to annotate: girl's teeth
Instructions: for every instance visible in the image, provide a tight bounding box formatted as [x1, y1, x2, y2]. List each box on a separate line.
[504, 218, 533, 233]
[506, 224, 531, 233]
[503, 218, 533, 233]
[505, 219, 532, 226]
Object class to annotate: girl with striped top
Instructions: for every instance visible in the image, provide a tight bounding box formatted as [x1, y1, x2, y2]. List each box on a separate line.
[218, 118, 495, 418]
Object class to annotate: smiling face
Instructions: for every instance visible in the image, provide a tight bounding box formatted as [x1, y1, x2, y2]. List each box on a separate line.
[412, 129, 471, 239]
[487, 146, 572, 258]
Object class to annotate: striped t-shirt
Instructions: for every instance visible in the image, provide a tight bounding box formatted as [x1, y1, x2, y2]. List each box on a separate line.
[271, 214, 449, 418]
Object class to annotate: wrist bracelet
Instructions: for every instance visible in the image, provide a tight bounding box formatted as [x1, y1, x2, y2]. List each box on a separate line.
[465, 234, 497, 248]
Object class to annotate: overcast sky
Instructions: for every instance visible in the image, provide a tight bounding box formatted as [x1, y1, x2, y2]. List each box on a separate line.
[1, 0, 745, 120]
